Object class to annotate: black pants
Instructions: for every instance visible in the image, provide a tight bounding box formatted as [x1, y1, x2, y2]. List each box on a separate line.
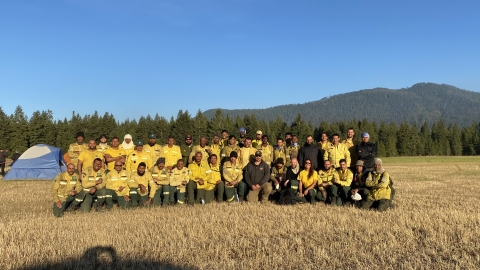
[0, 163, 5, 176]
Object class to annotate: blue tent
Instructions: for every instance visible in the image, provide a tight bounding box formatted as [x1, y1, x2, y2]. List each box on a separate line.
[3, 144, 66, 180]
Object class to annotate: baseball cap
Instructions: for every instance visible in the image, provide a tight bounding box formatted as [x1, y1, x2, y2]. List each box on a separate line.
[148, 134, 156, 139]
[135, 140, 144, 146]
[156, 157, 165, 165]
[239, 127, 246, 133]
[256, 130, 263, 135]
[255, 151, 262, 157]
[361, 132, 370, 138]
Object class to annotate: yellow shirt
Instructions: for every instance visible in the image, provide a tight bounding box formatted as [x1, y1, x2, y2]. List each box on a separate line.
[96, 144, 110, 155]
[51, 172, 82, 203]
[188, 161, 212, 190]
[206, 163, 221, 190]
[120, 145, 134, 157]
[341, 138, 357, 166]
[77, 149, 104, 171]
[150, 166, 170, 186]
[143, 144, 162, 164]
[337, 169, 353, 187]
[210, 144, 221, 160]
[170, 167, 190, 187]
[222, 161, 243, 187]
[317, 168, 339, 190]
[220, 145, 241, 164]
[324, 143, 351, 168]
[258, 144, 274, 166]
[298, 170, 318, 188]
[189, 145, 211, 164]
[104, 147, 127, 171]
[239, 147, 256, 169]
[366, 170, 391, 201]
[68, 143, 87, 169]
[128, 171, 155, 198]
[106, 169, 130, 196]
[126, 150, 153, 174]
[161, 145, 182, 167]
[81, 167, 107, 191]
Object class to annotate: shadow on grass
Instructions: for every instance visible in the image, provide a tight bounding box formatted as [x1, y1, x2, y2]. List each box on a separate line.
[19, 246, 197, 270]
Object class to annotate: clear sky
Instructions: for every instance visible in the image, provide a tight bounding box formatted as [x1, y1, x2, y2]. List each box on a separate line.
[1, 0, 479, 121]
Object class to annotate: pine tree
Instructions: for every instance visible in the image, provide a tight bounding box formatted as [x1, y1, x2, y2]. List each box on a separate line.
[8, 106, 29, 152]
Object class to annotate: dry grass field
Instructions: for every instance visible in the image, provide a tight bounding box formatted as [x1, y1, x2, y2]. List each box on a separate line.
[1, 156, 479, 269]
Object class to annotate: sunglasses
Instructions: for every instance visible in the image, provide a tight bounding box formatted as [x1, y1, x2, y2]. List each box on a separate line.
[114, 164, 123, 166]
[305, 162, 311, 164]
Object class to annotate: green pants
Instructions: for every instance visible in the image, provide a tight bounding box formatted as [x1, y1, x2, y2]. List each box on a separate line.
[169, 186, 186, 204]
[296, 189, 317, 204]
[69, 190, 86, 208]
[337, 185, 351, 206]
[52, 195, 75, 217]
[289, 179, 299, 192]
[106, 189, 131, 209]
[80, 187, 107, 212]
[205, 182, 225, 203]
[129, 188, 149, 207]
[153, 185, 170, 206]
[225, 181, 246, 202]
[361, 199, 391, 212]
[187, 181, 206, 204]
[315, 185, 338, 204]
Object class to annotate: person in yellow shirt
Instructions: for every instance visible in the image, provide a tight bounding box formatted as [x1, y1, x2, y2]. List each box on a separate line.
[205, 154, 224, 203]
[335, 159, 353, 206]
[287, 135, 301, 164]
[143, 133, 162, 163]
[270, 158, 287, 197]
[169, 159, 190, 205]
[273, 138, 290, 168]
[258, 134, 274, 167]
[96, 134, 110, 155]
[126, 140, 153, 175]
[297, 158, 318, 205]
[219, 130, 229, 149]
[51, 163, 82, 217]
[341, 128, 357, 169]
[220, 135, 241, 165]
[324, 133, 351, 168]
[252, 130, 263, 148]
[187, 152, 212, 205]
[222, 151, 245, 202]
[238, 137, 256, 169]
[150, 158, 171, 206]
[189, 136, 212, 164]
[105, 161, 131, 209]
[77, 139, 104, 178]
[104, 137, 127, 172]
[161, 136, 182, 170]
[68, 131, 87, 170]
[317, 132, 330, 159]
[79, 158, 107, 212]
[128, 162, 155, 207]
[361, 158, 392, 212]
[209, 135, 222, 159]
[120, 134, 135, 156]
[316, 160, 340, 205]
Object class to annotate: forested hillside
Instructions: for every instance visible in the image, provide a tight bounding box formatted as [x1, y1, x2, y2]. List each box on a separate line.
[204, 83, 480, 127]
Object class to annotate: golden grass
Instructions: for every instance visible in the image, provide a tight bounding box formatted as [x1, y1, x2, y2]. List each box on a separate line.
[1, 157, 480, 269]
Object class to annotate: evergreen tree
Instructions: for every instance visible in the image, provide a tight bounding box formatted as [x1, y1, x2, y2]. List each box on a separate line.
[448, 124, 462, 156]
[8, 106, 29, 152]
[192, 110, 208, 143]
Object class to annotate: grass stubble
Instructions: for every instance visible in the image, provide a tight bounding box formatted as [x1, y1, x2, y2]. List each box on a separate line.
[0, 157, 479, 269]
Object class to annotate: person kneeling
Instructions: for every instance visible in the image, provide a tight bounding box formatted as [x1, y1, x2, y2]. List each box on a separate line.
[297, 158, 318, 204]
[51, 163, 83, 217]
[245, 151, 272, 203]
[105, 161, 131, 209]
[361, 158, 392, 212]
[128, 162, 155, 207]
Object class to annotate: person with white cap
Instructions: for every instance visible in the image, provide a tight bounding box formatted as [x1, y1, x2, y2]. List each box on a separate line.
[356, 132, 377, 171]
[120, 134, 135, 156]
[252, 130, 263, 148]
[361, 158, 392, 212]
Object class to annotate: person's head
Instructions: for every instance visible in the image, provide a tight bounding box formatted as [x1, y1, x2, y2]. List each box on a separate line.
[262, 135, 269, 144]
[347, 128, 355, 139]
[135, 140, 144, 152]
[245, 137, 252, 148]
[124, 134, 132, 144]
[355, 160, 364, 173]
[228, 135, 236, 146]
[148, 134, 156, 145]
[276, 158, 284, 169]
[361, 132, 370, 143]
[292, 135, 298, 144]
[88, 139, 96, 150]
[239, 127, 246, 137]
[323, 160, 331, 170]
[156, 158, 165, 170]
[213, 135, 220, 144]
[137, 162, 146, 175]
[230, 151, 238, 163]
[256, 130, 262, 140]
[67, 163, 75, 175]
[167, 136, 175, 147]
[111, 137, 120, 148]
[176, 159, 184, 170]
[99, 134, 108, 144]
[306, 135, 313, 145]
[285, 132, 292, 143]
[210, 154, 217, 165]
[114, 161, 123, 172]
[374, 158, 383, 172]
[276, 138, 284, 148]
[185, 135, 193, 146]
[291, 158, 298, 168]
[254, 150, 262, 162]
[200, 136, 207, 147]
[93, 158, 103, 171]
[339, 159, 347, 171]
[321, 132, 328, 142]
[304, 158, 314, 178]
[195, 152, 202, 163]
[221, 130, 228, 139]
[332, 134, 340, 145]
[76, 131, 85, 143]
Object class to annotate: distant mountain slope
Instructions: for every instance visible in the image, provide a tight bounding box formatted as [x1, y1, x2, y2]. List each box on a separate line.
[203, 83, 480, 127]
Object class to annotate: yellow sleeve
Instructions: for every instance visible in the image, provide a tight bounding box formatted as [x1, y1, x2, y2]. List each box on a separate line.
[52, 174, 61, 202]
[188, 164, 198, 182]
[332, 170, 340, 182]
[323, 147, 329, 161]
[81, 170, 96, 189]
[376, 171, 390, 188]
[147, 173, 156, 198]
[204, 167, 212, 183]
[365, 172, 375, 188]
[344, 145, 351, 167]
[74, 174, 83, 193]
[338, 170, 353, 186]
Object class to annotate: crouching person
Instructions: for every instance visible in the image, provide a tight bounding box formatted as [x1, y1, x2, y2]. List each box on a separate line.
[350, 160, 369, 205]
[297, 158, 318, 204]
[316, 160, 340, 204]
[128, 162, 155, 207]
[205, 154, 225, 203]
[105, 161, 131, 209]
[52, 163, 83, 217]
[187, 152, 212, 204]
[222, 151, 246, 202]
[361, 158, 392, 212]
[335, 159, 353, 206]
[151, 158, 171, 206]
[80, 158, 107, 212]
[245, 151, 272, 203]
[284, 158, 300, 192]
[169, 159, 190, 205]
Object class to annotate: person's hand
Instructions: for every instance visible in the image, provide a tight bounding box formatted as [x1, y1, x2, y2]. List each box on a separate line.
[273, 179, 279, 187]
[182, 181, 188, 186]
[139, 184, 147, 194]
[321, 190, 327, 198]
[216, 180, 222, 185]
[283, 180, 290, 187]
[231, 180, 238, 186]
[322, 182, 329, 187]
[351, 189, 358, 195]
[55, 201, 62, 208]
[144, 198, 152, 205]
[95, 178, 103, 185]
[299, 192, 304, 197]
[124, 195, 130, 202]
[153, 178, 158, 183]
[118, 186, 124, 192]
[198, 179, 204, 185]
[89, 187, 96, 195]
[69, 190, 77, 196]
[303, 189, 309, 196]
[255, 184, 260, 189]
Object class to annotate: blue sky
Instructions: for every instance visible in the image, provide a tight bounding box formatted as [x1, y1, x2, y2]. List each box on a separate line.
[1, 0, 479, 121]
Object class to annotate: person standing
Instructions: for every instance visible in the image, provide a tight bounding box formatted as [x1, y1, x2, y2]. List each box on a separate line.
[298, 135, 321, 170]
[104, 137, 127, 172]
[210, 135, 222, 159]
[324, 133, 351, 168]
[51, 163, 82, 217]
[220, 135, 241, 165]
[341, 128, 357, 169]
[68, 131, 87, 170]
[318, 132, 330, 159]
[0, 149, 8, 176]
[252, 130, 263, 148]
[286, 135, 300, 165]
[273, 138, 290, 167]
[143, 133, 162, 164]
[180, 134, 194, 165]
[222, 151, 246, 202]
[238, 137, 256, 169]
[77, 139, 104, 178]
[189, 136, 212, 164]
[244, 151, 272, 203]
[258, 135, 274, 167]
[125, 140, 153, 175]
[238, 127, 247, 148]
[96, 134, 110, 154]
[161, 136, 182, 170]
[356, 132, 377, 171]
[120, 134, 135, 157]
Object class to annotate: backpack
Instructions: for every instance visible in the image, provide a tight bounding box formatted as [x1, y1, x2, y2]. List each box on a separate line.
[277, 188, 297, 205]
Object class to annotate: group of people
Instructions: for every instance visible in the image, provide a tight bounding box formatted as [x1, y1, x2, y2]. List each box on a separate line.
[0, 149, 21, 176]
[51, 128, 394, 217]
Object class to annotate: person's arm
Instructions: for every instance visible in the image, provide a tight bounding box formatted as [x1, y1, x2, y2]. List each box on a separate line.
[371, 143, 377, 159]
[298, 148, 304, 167]
[259, 163, 270, 185]
[344, 145, 351, 167]
[338, 170, 353, 186]
[244, 164, 253, 186]
[222, 163, 234, 183]
[188, 164, 198, 182]
[52, 174, 61, 203]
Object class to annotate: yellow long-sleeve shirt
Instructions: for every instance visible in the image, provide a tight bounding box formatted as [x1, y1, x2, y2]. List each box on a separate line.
[222, 161, 243, 187]
[365, 170, 391, 201]
[317, 168, 339, 191]
[106, 169, 130, 196]
[210, 144, 221, 160]
[81, 167, 107, 192]
[239, 147, 256, 169]
[68, 143, 87, 169]
[337, 169, 353, 187]
[126, 151, 153, 174]
[220, 145, 241, 164]
[128, 171, 155, 198]
[341, 138, 357, 166]
[188, 161, 212, 190]
[170, 167, 190, 188]
[189, 145, 211, 164]
[77, 149, 104, 172]
[258, 144, 274, 166]
[324, 143, 351, 168]
[161, 145, 182, 167]
[104, 147, 127, 171]
[273, 147, 289, 166]
[51, 172, 82, 203]
[206, 163, 221, 191]
[150, 166, 170, 186]
[143, 144, 163, 164]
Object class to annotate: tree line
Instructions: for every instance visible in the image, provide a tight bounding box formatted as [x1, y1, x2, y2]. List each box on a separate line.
[1, 106, 479, 157]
